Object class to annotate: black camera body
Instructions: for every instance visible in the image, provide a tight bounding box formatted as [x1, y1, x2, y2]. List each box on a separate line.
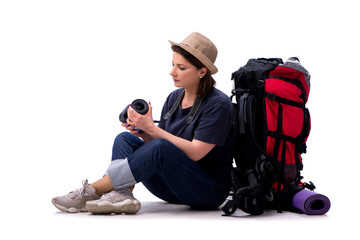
[119, 99, 149, 123]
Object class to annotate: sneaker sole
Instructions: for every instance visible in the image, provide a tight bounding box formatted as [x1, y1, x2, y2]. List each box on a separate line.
[86, 199, 141, 214]
[51, 199, 87, 213]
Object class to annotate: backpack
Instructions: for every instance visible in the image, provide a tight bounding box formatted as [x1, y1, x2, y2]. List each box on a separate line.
[223, 57, 314, 215]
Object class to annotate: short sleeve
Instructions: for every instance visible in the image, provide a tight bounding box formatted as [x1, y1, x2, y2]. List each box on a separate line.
[193, 98, 233, 147]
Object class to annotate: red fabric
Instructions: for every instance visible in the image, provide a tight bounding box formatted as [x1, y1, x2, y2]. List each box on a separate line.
[265, 66, 310, 183]
[269, 66, 310, 102]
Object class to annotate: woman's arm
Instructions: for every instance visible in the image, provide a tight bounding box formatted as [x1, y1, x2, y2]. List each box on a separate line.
[148, 126, 215, 161]
[126, 104, 215, 161]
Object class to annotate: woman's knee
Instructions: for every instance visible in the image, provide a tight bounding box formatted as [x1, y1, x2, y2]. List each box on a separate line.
[114, 132, 143, 147]
[114, 132, 132, 144]
[112, 132, 144, 160]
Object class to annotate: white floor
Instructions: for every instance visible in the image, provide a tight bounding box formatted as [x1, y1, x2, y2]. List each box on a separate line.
[3, 183, 356, 240]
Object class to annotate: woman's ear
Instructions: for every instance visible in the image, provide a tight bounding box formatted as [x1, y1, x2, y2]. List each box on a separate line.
[200, 67, 208, 78]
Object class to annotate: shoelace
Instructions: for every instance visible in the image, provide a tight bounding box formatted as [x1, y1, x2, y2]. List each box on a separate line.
[68, 179, 91, 200]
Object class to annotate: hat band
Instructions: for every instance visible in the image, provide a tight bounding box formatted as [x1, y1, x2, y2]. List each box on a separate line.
[179, 42, 212, 65]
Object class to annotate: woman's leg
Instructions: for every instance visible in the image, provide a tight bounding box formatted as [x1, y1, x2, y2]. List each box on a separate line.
[104, 132, 144, 190]
[111, 132, 144, 160]
[90, 132, 144, 196]
[141, 174, 182, 204]
[90, 132, 144, 195]
[52, 132, 144, 213]
[90, 175, 113, 196]
[82, 132, 144, 214]
[127, 138, 230, 209]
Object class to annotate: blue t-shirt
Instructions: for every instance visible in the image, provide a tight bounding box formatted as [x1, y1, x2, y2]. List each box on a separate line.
[158, 87, 234, 185]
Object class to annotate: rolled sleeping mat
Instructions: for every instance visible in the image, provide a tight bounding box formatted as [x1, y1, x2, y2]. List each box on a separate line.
[291, 189, 331, 215]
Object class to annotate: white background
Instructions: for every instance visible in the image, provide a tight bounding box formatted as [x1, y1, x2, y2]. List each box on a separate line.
[1, 0, 359, 239]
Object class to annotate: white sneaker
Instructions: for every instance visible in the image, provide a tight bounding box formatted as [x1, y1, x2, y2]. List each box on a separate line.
[51, 179, 101, 213]
[86, 188, 141, 214]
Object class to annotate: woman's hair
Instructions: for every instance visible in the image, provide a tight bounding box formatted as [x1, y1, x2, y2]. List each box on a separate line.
[171, 45, 216, 96]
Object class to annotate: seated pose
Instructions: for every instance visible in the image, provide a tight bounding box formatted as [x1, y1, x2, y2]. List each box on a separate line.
[52, 32, 234, 214]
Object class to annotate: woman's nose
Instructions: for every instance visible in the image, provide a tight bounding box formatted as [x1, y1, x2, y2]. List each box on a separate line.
[170, 66, 176, 77]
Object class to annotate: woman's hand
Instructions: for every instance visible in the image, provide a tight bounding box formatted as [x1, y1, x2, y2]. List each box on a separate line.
[126, 102, 155, 131]
[121, 102, 155, 142]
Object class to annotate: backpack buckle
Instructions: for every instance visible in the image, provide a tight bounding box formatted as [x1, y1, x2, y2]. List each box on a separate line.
[304, 181, 316, 191]
[257, 80, 265, 89]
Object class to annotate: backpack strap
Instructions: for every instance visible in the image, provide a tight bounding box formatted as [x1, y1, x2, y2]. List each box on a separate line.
[264, 92, 305, 109]
[223, 169, 266, 216]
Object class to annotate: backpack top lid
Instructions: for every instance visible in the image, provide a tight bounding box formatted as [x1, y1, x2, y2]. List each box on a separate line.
[231, 57, 311, 102]
[282, 57, 311, 91]
[272, 57, 311, 103]
[231, 58, 283, 91]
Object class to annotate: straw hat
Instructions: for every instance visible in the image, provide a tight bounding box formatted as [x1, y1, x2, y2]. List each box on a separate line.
[169, 32, 218, 74]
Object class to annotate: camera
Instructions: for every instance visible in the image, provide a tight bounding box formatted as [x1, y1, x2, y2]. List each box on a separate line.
[119, 99, 149, 123]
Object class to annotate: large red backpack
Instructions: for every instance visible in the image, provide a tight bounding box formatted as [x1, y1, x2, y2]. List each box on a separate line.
[223, 57, 313, 215]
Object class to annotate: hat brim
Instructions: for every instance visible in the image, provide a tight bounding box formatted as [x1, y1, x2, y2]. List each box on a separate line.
[169, 40, 218, 74]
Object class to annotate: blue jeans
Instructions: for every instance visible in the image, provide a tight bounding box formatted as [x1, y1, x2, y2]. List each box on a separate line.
[107, 132, 230, 209]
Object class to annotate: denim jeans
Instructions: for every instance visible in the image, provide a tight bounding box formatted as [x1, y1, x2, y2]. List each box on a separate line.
[107, 132, 230, 209]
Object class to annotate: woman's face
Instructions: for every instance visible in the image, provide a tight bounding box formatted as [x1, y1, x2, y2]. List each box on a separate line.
[170, 51, 206, 91]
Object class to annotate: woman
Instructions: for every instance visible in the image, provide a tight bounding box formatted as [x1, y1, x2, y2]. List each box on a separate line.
[52, 32, 234, 214]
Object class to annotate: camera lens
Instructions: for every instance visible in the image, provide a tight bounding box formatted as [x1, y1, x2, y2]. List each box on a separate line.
[131, 99, 149, 115]
[134, 103, 144, 111]
[119, 99, 149, 123]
